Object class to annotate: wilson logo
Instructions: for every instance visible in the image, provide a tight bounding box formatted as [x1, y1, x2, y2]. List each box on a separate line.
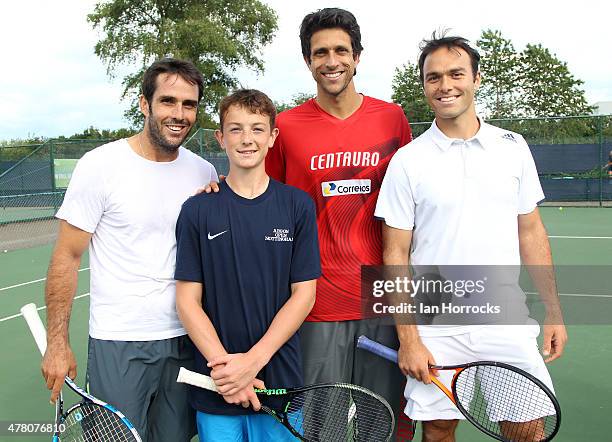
[254, 388, 287, 395]
[322, 179, 371, 197]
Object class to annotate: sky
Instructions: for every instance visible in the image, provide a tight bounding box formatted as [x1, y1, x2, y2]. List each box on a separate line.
[1, 0, 610, 140]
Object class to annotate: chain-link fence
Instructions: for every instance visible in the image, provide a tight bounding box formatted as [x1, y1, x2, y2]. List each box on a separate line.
[0, 130, 228, 250]
[411, 115, 612, 206]
[182, 129, 228, 175]
[0, 139, 113, 250]
[1, 117, 609, 250]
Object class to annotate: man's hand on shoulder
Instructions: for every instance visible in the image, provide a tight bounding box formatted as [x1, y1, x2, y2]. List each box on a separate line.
[193, 175, 225, 195]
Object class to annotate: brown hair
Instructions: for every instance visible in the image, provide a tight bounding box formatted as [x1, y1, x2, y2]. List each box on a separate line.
[218, 89, 277, 130]
[142, 58, 204, 104]
[418, 32, 480, 84]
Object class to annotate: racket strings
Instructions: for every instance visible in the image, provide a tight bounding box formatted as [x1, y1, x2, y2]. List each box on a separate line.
[62, 403, 138, 442]
[282, 384, 393, 442]
[454, 365, 558, 442]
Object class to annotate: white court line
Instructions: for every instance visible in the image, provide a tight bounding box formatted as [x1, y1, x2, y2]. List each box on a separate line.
[2, 291, 610, 322]
[549, 235, 612, 239]
[0, 293, 90, 323]
[526, 291, 612, 299]
[0, 267, 90, 293]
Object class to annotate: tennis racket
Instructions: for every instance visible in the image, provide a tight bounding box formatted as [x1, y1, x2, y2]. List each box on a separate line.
[357, 335, 561, 442]
[20, 303, 142, 442]
[177, 366, 394, 441]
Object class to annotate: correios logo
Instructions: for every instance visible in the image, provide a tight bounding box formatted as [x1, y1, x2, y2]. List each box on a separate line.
[322, 179, 371, 197]
[323, 182, 337, 195]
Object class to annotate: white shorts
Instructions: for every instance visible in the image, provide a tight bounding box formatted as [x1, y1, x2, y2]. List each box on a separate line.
[404, 325, 554, 421]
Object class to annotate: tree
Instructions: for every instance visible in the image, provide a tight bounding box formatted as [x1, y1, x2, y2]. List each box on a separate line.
[518, 44, 594, 117]
[476, 29, 521, 118]
[475, 30, 593, 118]
[274, 92, 314, 114]
[58, 126, 138, 140]
[88, 0, 278, 127]
[391, 62, 434, 123]
[394, 30, 594, 122]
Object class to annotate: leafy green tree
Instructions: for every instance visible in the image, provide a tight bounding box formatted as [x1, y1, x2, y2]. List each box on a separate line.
[394, 30, 594, 122]
[391, 62, 434, 123]
[60, 126, 138, 140]
[476, 29, 521, 118]
[518, 44, 594, 117]
[88, 0, 278, 127]
[274, 92, 314, 114]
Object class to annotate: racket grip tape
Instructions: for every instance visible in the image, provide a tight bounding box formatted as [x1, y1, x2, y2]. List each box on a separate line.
[357, 335, 398, 364]
[20, 303, 48, 356]
[176, 367, 218, 392]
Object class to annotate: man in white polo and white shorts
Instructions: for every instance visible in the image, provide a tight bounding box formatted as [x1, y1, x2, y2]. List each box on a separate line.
[374, 33, 568, 441]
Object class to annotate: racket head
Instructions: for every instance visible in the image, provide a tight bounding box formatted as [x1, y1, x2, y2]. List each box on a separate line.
[269, 383, 394, 442]
[450, 361, 561, 442]
[59, 402, 141, 442]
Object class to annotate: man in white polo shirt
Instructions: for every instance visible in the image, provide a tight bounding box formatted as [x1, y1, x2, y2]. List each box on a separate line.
[375, 34, 567, 441]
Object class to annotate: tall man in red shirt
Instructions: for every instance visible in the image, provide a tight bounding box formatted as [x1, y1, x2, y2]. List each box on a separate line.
[265, 8, 413, 437]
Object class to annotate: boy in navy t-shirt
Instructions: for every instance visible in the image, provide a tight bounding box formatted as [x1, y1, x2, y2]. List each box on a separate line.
[175, 89, 321, 441]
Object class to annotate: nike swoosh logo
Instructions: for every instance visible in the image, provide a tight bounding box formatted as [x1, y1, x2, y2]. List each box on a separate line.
[207, 230, 228, 240]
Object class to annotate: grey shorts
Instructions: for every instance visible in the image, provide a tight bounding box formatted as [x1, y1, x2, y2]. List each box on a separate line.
[300, 318, 406, 438]
[86, 335, 196, 442]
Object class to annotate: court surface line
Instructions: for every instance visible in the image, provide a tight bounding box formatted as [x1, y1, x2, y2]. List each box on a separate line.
[0, 293, 90, 323]
[548, 235, 612, 239]
[2, 291, 609, 323]
[526, 291, 612, 298]
[0, 267, 90, 293]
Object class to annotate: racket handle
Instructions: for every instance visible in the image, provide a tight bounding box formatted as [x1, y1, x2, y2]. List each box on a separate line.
[357, 335, 398, 364]
[20, 303, 48, 356]
[176, 367, 218, 392]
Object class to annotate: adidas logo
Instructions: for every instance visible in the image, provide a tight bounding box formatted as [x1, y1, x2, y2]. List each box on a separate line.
[501, 133, 517, 143]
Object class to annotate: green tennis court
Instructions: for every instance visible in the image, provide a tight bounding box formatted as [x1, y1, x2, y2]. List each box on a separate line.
[0, 207, 611, 441]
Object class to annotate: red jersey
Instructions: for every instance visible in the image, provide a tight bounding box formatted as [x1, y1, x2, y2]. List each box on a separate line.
[266, 96, 412, 321]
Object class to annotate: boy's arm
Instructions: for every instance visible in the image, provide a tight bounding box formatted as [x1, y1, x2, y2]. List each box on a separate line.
[208, 279, 316, 395]
[176, 280, 265, 410]
[176, 281, 227, 362]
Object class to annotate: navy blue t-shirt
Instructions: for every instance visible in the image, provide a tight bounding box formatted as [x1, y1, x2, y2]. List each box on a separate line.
[174, 179, 321, 415]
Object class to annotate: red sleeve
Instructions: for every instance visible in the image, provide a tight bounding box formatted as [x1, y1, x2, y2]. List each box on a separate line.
[266, 130, 286, 183]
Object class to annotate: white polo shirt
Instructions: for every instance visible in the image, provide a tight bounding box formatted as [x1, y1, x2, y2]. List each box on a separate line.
[375, 119, 544, 335]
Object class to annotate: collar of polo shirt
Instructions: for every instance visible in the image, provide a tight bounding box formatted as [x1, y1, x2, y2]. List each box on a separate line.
[430, 116, 492, 152]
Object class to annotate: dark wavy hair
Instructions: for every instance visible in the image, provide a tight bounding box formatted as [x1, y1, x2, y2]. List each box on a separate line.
[418, 32, 480, 84]
[300, 8, 363, 62]
[142, 58, 204, 104]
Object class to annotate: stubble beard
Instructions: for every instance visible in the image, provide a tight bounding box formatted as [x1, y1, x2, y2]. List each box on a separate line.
[147, 113, 189, 154]
[316, 65, 355, 99]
